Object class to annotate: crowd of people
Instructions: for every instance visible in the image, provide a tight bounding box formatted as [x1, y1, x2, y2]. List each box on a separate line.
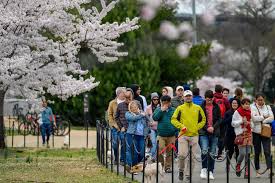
[107, 84, 275, 181]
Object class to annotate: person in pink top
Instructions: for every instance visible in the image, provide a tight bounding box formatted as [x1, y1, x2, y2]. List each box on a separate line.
[199, 90, 222, 180]
[145, 92, 160, 160]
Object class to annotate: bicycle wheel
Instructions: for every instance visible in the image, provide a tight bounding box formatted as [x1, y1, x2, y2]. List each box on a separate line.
[18, 122, 31, 135]
[55, 121, 69, 136]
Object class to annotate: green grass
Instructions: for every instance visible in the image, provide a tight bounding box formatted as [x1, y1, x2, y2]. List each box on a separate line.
[0, 148, 136, 183]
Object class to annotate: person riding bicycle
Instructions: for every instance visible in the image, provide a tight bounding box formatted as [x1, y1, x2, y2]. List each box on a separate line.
[40, 99, 55, 147]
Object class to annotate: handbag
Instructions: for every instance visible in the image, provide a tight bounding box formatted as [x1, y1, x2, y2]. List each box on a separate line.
[261, 124, 272, 138]
[255, 104, 272, 138]
[234, 135, 244, 145]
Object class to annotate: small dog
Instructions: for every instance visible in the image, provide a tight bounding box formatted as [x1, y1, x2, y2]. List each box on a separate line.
[144, 154, 164, 183]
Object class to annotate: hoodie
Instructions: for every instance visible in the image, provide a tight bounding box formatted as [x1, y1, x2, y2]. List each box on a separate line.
[130, 84, 144, 110]
[213, 92, 230, 111]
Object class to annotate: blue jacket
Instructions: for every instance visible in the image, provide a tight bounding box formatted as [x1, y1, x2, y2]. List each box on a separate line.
[192, 96, 204, 106]
[125, 112, 149, 136]
[41, 107, 54, 124]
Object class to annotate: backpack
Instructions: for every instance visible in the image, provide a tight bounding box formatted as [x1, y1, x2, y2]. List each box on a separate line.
[271, 120, 275, 136]
[215, 98, 226, 118]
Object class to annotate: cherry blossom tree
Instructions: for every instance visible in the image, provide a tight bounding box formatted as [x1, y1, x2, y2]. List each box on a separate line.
[196, 76, 242, 99]
[0, 0, 139, 148]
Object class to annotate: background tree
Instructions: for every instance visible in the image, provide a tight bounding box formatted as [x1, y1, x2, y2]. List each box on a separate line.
[0, 0, 139, 148]
[200, 0, 275, 95]
[50, 0, 210, 125]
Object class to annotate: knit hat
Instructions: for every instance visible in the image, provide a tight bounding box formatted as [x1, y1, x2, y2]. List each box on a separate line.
[151, 92, 159, 100]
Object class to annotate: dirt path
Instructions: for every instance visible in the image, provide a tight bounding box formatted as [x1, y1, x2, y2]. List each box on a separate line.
[6, 130, 97, 148]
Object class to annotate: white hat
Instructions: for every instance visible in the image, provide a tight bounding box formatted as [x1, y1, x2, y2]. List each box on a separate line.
[176, 86, 184, 91]
[183, 90, 193, 97]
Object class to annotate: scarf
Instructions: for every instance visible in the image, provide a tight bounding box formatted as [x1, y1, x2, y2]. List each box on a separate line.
[237, 107, 251, 132]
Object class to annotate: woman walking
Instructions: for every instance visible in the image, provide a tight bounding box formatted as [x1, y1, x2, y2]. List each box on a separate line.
[251, 94, 274, 177]
[223, 99, 241, 167]
[232, 98, 253, 179]
[145, 92, 160, 160]
[125, 101, 149, 172]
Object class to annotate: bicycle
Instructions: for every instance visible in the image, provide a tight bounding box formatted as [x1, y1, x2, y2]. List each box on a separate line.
[53, 115, 70, 136]
[18, 112, 39, 135]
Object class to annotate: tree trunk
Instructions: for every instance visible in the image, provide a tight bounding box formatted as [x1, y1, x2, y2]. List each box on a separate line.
[0, 90, 6, 149]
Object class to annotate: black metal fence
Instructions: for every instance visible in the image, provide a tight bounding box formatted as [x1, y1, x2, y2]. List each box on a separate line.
[96, 120, 274, 183]
[5, 115, 93, 149]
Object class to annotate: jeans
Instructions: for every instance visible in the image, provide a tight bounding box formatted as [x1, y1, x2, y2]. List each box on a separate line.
[111, 128, 126, 162]
[41, 123, 52, 144]
[119, 131, 126, 162]
[253, 132, 272, 170]
[149, 129, 157, 158]
[199, 135, 219, 172]
[237, 145, 251, 164]
[126, 133, 145, 166]
[111, 128, 119, 162]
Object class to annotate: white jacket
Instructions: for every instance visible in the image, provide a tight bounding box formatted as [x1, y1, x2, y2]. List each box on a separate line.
[251, 103, 274, 134]
[232, 110, 254, 136]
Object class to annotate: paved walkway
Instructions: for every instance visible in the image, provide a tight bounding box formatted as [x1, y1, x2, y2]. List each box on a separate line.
[108, 157, 274, 183]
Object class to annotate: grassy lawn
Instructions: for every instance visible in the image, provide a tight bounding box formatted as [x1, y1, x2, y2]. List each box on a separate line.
[0, 148, 136, 183]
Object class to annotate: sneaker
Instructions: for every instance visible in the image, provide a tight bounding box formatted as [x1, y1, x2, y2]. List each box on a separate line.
[209, 171, 215, 180]
[236, 164, 241, 177]
[256, 172, 261, 178]
[165, 167, 172, 173]
[184, 176, 190, 182]
[179, 171, 184, 181]
[200, 168, 207, 179]
[133, 172, 138, 175]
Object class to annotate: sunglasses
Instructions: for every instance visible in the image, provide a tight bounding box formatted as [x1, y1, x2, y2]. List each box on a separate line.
[153, 99, 159, 101]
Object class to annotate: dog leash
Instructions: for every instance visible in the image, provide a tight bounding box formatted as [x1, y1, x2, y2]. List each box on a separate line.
[158, 127, 187, 155]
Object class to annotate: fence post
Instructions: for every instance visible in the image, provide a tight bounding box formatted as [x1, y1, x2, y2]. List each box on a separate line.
[124, 133, 126, 177]
[156, 140, 159, 183]
[271, 155, 273, 183]
[86, 120, 89, 148]
[8, 115, 11, 135]
[12, 121, 14, 148]
[116, 134, 119, 175]
[23, 120, 26, 148]
[142, 137, 146, 183]
[102, 125, 105, 166]
[207, 149, 210, 183]
[52, 124, 54, 148]
[131, 135, 134, 181]
[105, 127, 108, 168]
[68, 121, 71, 148]
[96, 121, 99, 160]
[172, 143, 174, 183]
[110, 127, 113, 173]
[37, 124, 39, 148]
[189, 145, 192, 183]
[247, 152, 250, 183]
[226, 151, 229, 183]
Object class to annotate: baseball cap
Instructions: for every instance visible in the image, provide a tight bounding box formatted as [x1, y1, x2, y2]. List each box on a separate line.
[176, 86, 184, 91]
[183, 90, 193, 97]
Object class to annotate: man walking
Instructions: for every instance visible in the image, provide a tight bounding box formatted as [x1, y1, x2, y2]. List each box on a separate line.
[107, 87, 126, 165]
[40, 99, 55, 147]
[171, 86, 184, 108]
[153, 95, 177, 173]
[115, 88, 135, 165]
[171, 90, 206, 182]
[213, 84, 230, 159]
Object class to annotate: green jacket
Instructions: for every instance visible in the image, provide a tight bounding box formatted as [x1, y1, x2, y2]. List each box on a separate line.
[153, 106, 177, 137]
